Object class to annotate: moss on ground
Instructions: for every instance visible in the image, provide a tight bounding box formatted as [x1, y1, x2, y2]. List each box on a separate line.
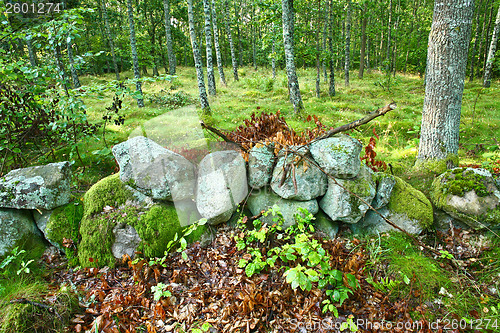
[413, 154, 459, 174]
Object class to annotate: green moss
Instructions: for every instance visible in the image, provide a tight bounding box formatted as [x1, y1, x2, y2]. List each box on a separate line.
[446, 169, 489, 197]
[45, 202, 83, 266]
[82, 174, 133, 217]
[413, 154, 459, 174]
[387, 176, 433, 229]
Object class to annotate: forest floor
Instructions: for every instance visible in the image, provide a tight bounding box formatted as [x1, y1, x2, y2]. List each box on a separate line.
[1, 67, 500, 332]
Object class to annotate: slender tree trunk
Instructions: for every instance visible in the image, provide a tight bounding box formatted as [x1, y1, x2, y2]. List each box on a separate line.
[282, 0, 304, 113]
[271, 23, 277, 79]
[386, 0, 393, 73]
[163, 0, 176, 75]
[328, 0, 336, 96]
[477, 0, 490, 79]
[26, 37, 37, 67]
[483, 6, 500, 87]
[252, 5, 257, 69]
[126, 0, 144, 107]
[322, 19, 328, 82]
[344, 0, 351, 86]
[212, 0, 227, 86]
[224, 0, 239, 81]
[67, 39, 81, 88]
[482, 4, 495, 79]
[203, 0, 217, 95]
[469, 1, 481, 82]
[188, 0, 210, 114]
[416, 0, 474, 167]
[102, 0, 120, 80]
[53, 44, 70, 97]
[315, 0, 321, 97]
[358, 2, 367, 79]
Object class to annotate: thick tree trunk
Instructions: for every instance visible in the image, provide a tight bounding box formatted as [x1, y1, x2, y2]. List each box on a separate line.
[188, 0, 210, 114]
[328, 0, 336, 96]
[224, 0, 239, 81]
[102, 0, 120, 81]
[203, 0, 216, 95]
[358, 2, 367, 79]
[26, 37, 37, 67]
[212, 0, 227, 86]
[483, 6, 500, 87]
[416, 0, 474, 168]
[282, 0, 304, 113]
[163, 0, 176, 75]
[344, 0, 351, 87]
[126, 0, 144, 107]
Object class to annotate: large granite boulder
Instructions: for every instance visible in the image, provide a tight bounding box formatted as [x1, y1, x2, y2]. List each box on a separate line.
[248, 144, 275, 189]
[352, 176, 434, 235]
[320, 165, 376, 224]
[0, 209, 45, 258]
[78, 174, 207, 267]
[430, 168, 500, 230]
[0, 162, 71, 210]
[112, 136, 196, 201]
[270, 147, 327, 201]
[247, 188, 319, 228]
[196, 151, 248, 225]
[309, 135, 362, 179]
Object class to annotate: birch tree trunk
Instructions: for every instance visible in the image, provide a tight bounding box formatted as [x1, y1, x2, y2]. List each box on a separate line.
[328, 0, 336, 96]
[344, 0, 351, 87]
[469, 1, 481, 82]
[483, 6, 500, 87]
[476, 0, 490, 78]
[26, 37, 37, 67]
[67, 38, 81, 88]
[358, 2, 367, 79]
[101, 0, 120, 81]
[163, 0, 176, 75]
[188, 0, 210, 114]
[282, 0, 304, 113]
[126, 0, 144, 107]
[482, 4, 495, 77]
[224, 0, 239, 81]
[203, 0, 217, 96]
[212, 0, 227, 86]
[416, 0, 474, 170]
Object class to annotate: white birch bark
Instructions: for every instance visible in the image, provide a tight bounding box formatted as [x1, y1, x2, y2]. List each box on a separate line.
[224, 0, 239, 81]
[212, 0, 227, 86]
[203, 0, 217, 95]
[163, 0, 176, 75]
[483, 6, 500, 87]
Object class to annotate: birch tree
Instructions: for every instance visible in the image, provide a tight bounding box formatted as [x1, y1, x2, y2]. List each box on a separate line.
[224, 0, 239, 81]
[212, 0, 227, 86]
[282, 0, 304, 113]
[126, 0, 144, 107]
[203, 0, 216, 95]
[344, 0, 351, 87]
[188, 0, 210, 114]
[162, 0, 176, 75]
[328, 0, 336, 96]
[101, 0, 120, 80]
[416, 0, 474, 170]
[483, 6, 500, 87]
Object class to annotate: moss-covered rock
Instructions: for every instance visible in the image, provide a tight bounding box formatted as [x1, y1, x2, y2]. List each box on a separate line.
[78, 174, 207, 268]
[430, 168, 500, 229]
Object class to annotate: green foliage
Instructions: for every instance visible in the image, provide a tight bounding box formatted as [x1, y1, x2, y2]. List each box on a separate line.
[147, 90, 195, 109]
[151, 282, 172, 301]
[235, 206, 359, 317]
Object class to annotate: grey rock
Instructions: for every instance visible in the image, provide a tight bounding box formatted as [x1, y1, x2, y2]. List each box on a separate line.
[33, 209, 63, 251]
[431, 168, 500, 229]
[196, 151, 248, 225]
[350, 207, 425, 235]
[247, 188, 319, 228]
[270, 147, 327, 201]
[112, 136, 196, 201]
[372, 173, 396, 209]
[0, 162, 71, 210]
[248, 144, 275, 189]
[314, 210, 339, 239]
[320, 165, 376, 224]
[0, 209, 44, 257]
[112, 223, 141, 259]
[433, 209, 470, 232]
[309, 135, 362, 179]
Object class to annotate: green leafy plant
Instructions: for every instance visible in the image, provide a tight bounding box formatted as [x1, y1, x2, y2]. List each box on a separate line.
[151, 282, 172, 301]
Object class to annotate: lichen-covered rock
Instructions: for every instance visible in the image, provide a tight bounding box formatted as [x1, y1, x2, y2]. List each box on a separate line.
[78, 174, 207, 267]
[112, 136, 196, 201]
[319, 165, 376, 224]
[372, 173, 396, 209]
[196, 151, 248, 225]
[248, 144, 275, 189]
[430, 168, 500, 229]
[309, 135, 362, 179]
[314, 210, 339, 239]
[112, 223, 141, 259]
[270, 147, 327, 201]
[33, 202, 83, 264]
[433, 209, 470, 232]
[0, 161, 71, 210]
[352, 176, 434, 235]
[246, 188, 318, 228]
[0, 208, 45, 258]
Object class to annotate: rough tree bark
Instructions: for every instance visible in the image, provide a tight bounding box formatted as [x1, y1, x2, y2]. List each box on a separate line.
[344, 0, 351, 87]
[126, 0, 144, 107]
[162, 0, 176, 75]
[188, 0, 210, 114]
[224, 0, 239, 81]
[101, 0, 120, 80]
[483, 6, 500, 87]
[212, 0, 227, 86]
[203, 0, 217, 96]
[416, 0, 474, 171]
[282, 0, 304, 113]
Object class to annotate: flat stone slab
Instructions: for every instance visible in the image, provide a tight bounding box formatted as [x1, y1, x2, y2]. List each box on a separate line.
[0, 162, 71, 210]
